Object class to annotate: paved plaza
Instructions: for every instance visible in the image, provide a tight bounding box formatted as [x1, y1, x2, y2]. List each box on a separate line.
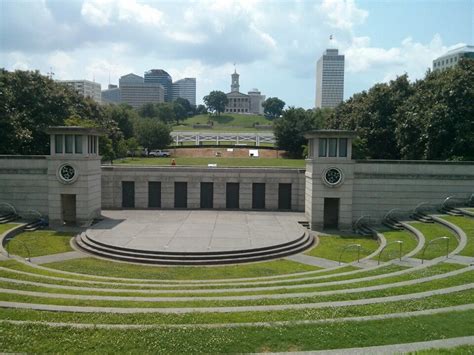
[86, 210, 307, 253]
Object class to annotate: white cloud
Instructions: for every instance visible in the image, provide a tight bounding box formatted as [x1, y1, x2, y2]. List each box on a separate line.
[48, 51, 76, 79]
[81, 0, 115, 27]
[5, 52, 31, 71]
[319, 0, 368, 30]
[117, 0, 164, 27]
[344, 34, 465, 83]
[81, 0, 164, 27]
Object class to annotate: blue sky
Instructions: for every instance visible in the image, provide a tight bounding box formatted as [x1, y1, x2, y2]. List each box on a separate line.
[0, 0, 472, 108]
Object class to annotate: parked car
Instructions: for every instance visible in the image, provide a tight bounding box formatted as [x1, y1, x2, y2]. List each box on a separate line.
[149, 150, 171, 157]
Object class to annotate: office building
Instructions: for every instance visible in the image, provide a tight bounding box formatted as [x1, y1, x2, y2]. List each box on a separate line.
[315, 49, 345, 109]
[101, 84, 121, 104]
[432, 45, 474, 71]
[58, 80, 101, 104]
[144, 69, 173, 102]
[171, 78, 196, 106]
[119, 73, 164, 109]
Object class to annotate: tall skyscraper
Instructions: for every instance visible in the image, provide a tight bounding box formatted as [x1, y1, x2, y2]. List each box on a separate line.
[315, 48, 345, 109]
[144, 69, 173, 102]
[432, 45, 474, 71]
[171, 78, 196, 106]
[119, 73, 164, 109]
[58, 80, 101, 103]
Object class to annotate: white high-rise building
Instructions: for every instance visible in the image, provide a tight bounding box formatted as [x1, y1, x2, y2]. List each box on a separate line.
[58, 80, 101, 104]
[432, 45, 474, 71]
[315, 49, 345, 109]
[171, 78, 196, 106]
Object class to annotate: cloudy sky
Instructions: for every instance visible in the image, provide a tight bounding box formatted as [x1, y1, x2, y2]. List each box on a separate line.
[1, 0, 472, 108]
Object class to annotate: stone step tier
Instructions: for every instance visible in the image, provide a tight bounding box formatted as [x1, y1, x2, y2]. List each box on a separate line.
[74, 232, 314, 266]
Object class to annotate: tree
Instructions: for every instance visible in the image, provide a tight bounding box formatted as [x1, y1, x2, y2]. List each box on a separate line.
[0, 69, 103, 154]
[156, 102, 176, 124]
[125, 137, 141, 157]
[203, 91, 228, 116]
[138, 103, 157, 118]
[172, 101, 187, 124]
[136, 119, 172, 151]
[274, 107, 323, 158]
[395, 60, 474, 160]
[326, 74, 414, 159]
[174, 97, 193, 114]
[104, 104, 137, 139]
[196, 104, 208, 115]
[262, 97, 285, 118]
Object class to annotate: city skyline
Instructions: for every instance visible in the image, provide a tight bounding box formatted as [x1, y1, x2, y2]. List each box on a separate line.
[0, 0, 472, 108]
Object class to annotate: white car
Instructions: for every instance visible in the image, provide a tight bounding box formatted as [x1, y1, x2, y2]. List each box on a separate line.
[149, 150, 171, 157]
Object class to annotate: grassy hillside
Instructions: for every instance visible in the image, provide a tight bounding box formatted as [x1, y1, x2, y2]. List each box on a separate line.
[173, 113, 273, 131]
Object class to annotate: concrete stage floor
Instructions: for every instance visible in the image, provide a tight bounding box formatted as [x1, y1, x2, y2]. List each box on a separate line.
[87, 210, 307, 253]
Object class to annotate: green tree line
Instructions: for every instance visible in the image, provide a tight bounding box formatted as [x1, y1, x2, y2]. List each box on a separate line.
[0, 69, 177, 161]
[326, 59, 474, 160]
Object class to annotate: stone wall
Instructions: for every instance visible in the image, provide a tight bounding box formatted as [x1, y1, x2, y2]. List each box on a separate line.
[101, 166, 306, 211]
[0, 156, 49, 215]
[352, 160, 474, 219]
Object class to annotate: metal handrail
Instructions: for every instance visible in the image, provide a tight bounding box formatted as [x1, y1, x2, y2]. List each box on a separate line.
[442, 196, 468, 209]
[338, 244, 361, 265]
[378, 240, 403, 265]
[0, 202, 17, 216]
[421, 236, 450, 264]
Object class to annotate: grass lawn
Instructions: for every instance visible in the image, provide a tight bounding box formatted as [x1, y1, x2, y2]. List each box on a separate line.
[440, 216, 474, 257]
[115, 157, 305, 168]
[6, 230, 74, 258]
[0, 269, 470, 308]
[0, 310, 472, 352]
[0, 263, 456, 298]
[0, 288, 470, 326]
[305, 234, 379, 263]
[376, 229, 419, 262]
[173, 113, 273, 131]
[0, 223, 19, 235]
[410, 222, 459, 260]
[43, 257, 319, 280]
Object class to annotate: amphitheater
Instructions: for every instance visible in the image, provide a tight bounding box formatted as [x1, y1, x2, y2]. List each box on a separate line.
[0, 127, 473, 352]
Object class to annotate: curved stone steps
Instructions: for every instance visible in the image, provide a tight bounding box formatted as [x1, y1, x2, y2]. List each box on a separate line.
[0, 283, 470, 313]
[0, 261, 409, 291]
[75, 232, 315, 265]
[399, 221, 426, 258]
[0, 264, 469, 300]
[431, 215, 467, 255]
[1, 304, 472, 329]
[0, 262, 454, 295]
[75, 232, 314, 265]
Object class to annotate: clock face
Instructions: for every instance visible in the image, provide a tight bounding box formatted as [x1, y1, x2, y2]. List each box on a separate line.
[58, 164, 76, 183]
[323, 167, 343, 186]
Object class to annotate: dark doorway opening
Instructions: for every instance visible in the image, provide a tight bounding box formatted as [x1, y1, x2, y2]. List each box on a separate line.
[200, 182, 214, 209]
[122, 181, 135, 208]
[148, 182, 161, 208]
[278, 183, 292, 210]
[61, 194, 76, 225]
[174, 182, 188, 208]
[324, 198, 340, 229]
[226, 183, 240, 209]
[252, 183, 266, 209]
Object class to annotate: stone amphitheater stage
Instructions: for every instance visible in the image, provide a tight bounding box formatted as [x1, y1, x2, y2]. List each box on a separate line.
[77, 210, 313, 264]
[87, 210, 307, 253]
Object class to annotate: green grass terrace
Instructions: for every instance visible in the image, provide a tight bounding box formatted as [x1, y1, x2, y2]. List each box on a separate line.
[115, 157, 306, 168]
